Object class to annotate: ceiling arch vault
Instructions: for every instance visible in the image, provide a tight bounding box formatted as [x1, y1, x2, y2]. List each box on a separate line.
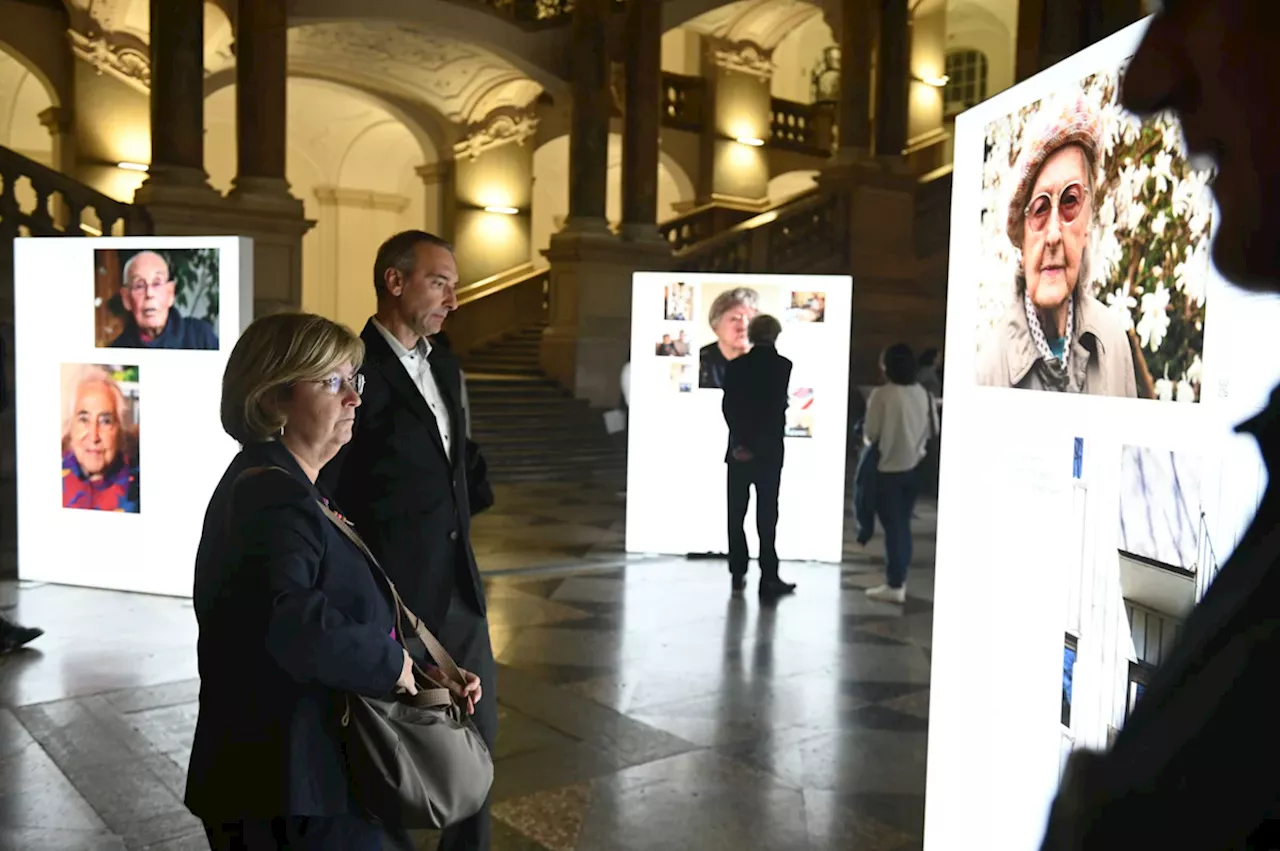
[681, 0, 825, 53]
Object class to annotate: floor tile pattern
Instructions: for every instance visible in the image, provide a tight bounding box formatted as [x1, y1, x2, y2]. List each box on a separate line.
[0, 487, 938, 851]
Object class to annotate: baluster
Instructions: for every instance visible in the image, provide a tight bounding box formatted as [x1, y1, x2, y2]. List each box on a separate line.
[31, 186, 55, 234]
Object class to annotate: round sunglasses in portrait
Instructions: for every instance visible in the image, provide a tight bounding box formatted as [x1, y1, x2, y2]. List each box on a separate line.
[1024, 182, 1091, 233]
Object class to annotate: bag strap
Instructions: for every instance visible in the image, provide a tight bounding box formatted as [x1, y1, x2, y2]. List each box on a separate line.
[234, 465, 462, 708]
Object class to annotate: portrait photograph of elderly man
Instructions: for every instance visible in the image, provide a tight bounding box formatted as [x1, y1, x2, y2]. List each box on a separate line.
[95, 248, 220, 350]
[698, 286, 759, 389]
[60, 363, 140, 513]
[974, 71, 1215, 401]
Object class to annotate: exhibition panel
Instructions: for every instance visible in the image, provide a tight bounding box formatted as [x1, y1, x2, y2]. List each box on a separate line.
[13, 236, 253, 597]
[926, 18, 1278, 851]
[625, 273, 852, 564]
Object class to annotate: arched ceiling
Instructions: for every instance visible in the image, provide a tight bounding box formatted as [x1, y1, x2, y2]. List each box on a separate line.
[0, 49, 55, 152]
[288, 22, 542, 127]
[681, 0, 823, 52]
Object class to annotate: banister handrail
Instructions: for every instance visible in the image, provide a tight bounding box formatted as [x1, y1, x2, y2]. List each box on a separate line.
[0, 146, 150, 236]
[455, 262, 548, 307]
[675, 188, 822, 260]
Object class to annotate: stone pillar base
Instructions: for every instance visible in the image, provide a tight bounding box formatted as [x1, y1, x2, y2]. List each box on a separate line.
[132, 181, 314, 321]
[542, 227, 673, 408]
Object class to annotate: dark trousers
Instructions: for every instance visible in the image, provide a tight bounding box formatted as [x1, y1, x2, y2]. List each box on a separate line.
[875, 466, 920, 588]
[435, 584, 498, 851]
[203, 814, 382, 850]
[853, 443, 879, 544]
[727, 458, 783, 580]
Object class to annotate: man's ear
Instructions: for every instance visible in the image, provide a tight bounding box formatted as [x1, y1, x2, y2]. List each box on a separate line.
[120, 288, 133, 309]
[383, 268, 402, 296]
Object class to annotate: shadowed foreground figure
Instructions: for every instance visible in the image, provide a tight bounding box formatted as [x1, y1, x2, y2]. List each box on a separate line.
[1040, 3, 1280, 850]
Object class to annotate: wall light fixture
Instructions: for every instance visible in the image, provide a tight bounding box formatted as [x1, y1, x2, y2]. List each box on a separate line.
[483, 205, 520, 215]
[117, 161, 149, 172]
[735, 136, 765, 147]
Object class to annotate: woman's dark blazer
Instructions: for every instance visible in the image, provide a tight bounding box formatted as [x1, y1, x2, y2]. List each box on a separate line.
[184, 439, 403, 821]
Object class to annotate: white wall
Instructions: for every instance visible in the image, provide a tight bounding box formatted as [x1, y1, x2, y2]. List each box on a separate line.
[661, 28, 702, 76]
[946, 0, 1018, 101]
[770, 13, 836, 103]
[204, 78, 431, 334]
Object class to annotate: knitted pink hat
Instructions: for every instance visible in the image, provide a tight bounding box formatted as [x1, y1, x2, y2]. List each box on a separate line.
[1006, 94, 1102, 246]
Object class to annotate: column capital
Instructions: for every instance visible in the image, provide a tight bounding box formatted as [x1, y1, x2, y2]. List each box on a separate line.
[454, 109, 540, 161]
[708, 38, 774, 80]
[38, 106, 71, 136]
[415, 161, 455, 186]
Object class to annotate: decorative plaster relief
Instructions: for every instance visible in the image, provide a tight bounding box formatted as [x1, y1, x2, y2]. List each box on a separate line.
[710, 39, 775, 79]
[454, 108, 539, 160]
[288, 23, 543, 126]
[69, 27, 152, 93]
[684, 0, 822, 53]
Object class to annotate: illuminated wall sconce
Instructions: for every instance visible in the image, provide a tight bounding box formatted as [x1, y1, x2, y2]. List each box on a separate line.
[80, 223, 102, 236]
[483, 205, 520, 215]
[735, 136, 765, 147]
[913, 74, 950, 88]
[117, 161, 149, 172]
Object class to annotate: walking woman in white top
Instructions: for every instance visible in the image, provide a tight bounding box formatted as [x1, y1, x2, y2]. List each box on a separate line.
[863, 343, 938, 603]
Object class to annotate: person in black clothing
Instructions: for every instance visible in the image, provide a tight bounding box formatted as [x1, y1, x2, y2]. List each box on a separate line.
[1039, 4, 1280, 849]
[109, 251, 218, 350]
[722, 314, 795, 597]
[0, 614, 42, 653]
[320, 231, 496, 851]
[186, 312, 481, 850]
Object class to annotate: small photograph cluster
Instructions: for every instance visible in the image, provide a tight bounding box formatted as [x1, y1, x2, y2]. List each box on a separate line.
[785, 386, 815, 438]
[787, 291, 826, 323]
[654, 329, 693, 357]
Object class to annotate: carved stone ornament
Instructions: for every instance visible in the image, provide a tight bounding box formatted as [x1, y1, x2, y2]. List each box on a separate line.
[70, 27, 153, 93]
[710, 39, 774, 79]
[454, 109, 540, 160]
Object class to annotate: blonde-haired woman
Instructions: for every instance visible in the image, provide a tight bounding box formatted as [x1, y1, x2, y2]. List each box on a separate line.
[185, 313, 480, 850]
[61, 365, 139, 512]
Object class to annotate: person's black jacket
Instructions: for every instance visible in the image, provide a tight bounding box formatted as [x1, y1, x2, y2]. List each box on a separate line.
[721, 343, 792, 463]
[699, 342, 730, 389]
[185, 439, 402, 821]
[319, 322, 487, 634]
[1041, 387, 1280, 850]
[110, 306, 219, 349]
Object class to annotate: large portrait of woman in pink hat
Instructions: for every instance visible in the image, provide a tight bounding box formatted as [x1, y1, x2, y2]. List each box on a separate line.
[974, 71, 1214, 402]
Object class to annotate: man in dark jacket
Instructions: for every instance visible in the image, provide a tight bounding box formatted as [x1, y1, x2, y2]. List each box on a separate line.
[320, 231, 495, 851]
[721, 314, 795, 597]
[1040, 3, 1280, 849]
[109, 250, 218, 349]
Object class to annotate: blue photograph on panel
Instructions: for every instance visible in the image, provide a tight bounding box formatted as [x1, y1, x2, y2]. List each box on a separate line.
[1073, 437, 1084, 479]
[1062, 637, 1077, 727]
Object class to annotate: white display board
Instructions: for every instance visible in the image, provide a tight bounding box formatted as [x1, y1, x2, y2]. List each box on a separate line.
[625, 273, 852, 564]
[926, 19, 1280, 851]
[14, 236, 252, 597]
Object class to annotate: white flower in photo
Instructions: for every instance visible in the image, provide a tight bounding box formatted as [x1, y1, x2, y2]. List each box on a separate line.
[1105, 289, 1137, 331]
[1137, 282, 1172, 351]
[1155, 378, 1175, 401]
[1176, 379, 1197, 403]
[1126, 198, 1148, 231]
[1096, 227, 1124, 281]
[1151, 210, 1169, 237]
[1175, 242, 1210, 306]
[1152, 151, 1175, 194]
[1187, 354, 1204, 384]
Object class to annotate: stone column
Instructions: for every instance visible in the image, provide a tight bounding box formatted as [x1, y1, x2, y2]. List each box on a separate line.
[142, 0, 209, 188]
[696, 40, 773, 208]
[565, 0, 611, 233]
[619, 0, 664, 242]
[835, 0, 874, 162]
[416, 161, 456, 239]
[874, 0, 910, 161]
[232, 0, 288, 193]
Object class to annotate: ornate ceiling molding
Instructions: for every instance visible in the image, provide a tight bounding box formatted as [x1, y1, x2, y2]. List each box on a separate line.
[69, 27, 152, 94]
[709, 39, 774, 79]
[684, 0, 824, 53]
[454, 107, 539, 160]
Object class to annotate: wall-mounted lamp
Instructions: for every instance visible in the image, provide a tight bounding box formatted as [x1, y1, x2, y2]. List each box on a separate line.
[913, 74, 950, 89]
[483, 205, 520, 215]
[117, 161, 149, 172]
[80, 223, 102, 236]
[735, 136, 765, 147]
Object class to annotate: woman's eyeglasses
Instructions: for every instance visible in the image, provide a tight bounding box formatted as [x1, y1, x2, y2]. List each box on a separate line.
[315, 374, 365, 396]
[1025, 182, 1090, 233]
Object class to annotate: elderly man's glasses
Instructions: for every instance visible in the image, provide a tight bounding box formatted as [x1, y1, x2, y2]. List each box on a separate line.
[126, 280, 169, 296]
[1025, 182, 1090, 233]
[315, 374, 365, 396]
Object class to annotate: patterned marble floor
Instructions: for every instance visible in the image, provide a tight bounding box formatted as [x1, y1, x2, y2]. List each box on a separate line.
[0, 493, 937, 851]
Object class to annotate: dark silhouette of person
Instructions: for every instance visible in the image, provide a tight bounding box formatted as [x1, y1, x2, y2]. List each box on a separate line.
[721, 314, 795, 597]
[1041, 4, 1280, 849]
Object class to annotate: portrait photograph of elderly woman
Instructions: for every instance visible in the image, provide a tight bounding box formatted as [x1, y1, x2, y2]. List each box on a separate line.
[95, 248, 221, 350]
[974, 69, 1214, 401]
[698, 285, 760, 389]
[60, 363, 140, 513]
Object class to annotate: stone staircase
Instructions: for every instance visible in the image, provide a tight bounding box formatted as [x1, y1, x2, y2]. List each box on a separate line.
[462, 325, 627, 483]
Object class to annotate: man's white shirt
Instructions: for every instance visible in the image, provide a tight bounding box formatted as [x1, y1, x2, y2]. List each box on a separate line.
[371, 318, 453, 461]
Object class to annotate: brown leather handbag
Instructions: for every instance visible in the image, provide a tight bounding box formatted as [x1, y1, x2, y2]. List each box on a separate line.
[316, 499, 494, 830]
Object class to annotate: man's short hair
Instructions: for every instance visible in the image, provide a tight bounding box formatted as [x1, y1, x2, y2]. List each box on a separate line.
[708, 287, 759, 328]
[373, 231, 454, 296]
[882, 343, 917, 386]
[748, 314, 782, 345]
[121, 250, 169, 287]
